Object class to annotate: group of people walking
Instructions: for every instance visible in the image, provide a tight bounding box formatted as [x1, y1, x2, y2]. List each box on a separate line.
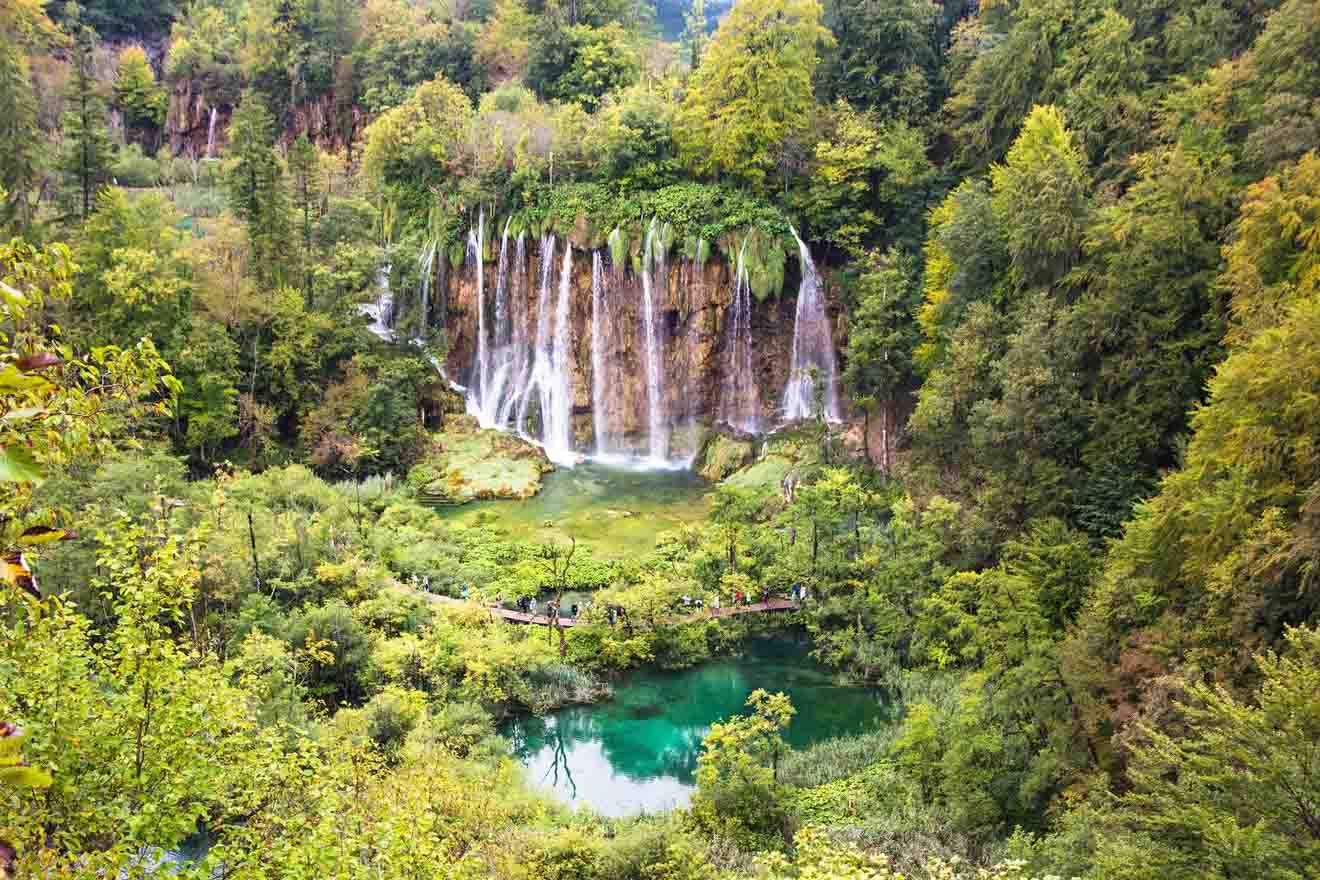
[512, 596, 580, 620]
[450, 583, 812, 626]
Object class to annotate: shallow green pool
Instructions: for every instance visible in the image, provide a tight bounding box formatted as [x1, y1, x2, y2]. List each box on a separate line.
[439, 462, 712, 558]
[502, 639, 886, 816]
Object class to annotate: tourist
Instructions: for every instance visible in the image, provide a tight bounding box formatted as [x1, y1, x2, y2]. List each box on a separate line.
[570, 603, 579, 618]
[734, 590, 742, 605]
[713, 594, 721, 611]
[608, 607, 616, 625]
[461, 585, 470, 601]
[529, 598, 537, 615]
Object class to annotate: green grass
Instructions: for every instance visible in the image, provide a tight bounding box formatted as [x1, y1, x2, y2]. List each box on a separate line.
[779, 727, 900, 789]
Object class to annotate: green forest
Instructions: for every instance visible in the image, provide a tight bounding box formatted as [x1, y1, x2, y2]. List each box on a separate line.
[1, 0, 1319, 875]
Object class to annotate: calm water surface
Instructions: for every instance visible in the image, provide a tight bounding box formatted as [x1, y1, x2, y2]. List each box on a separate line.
[503, 640, 886, 816]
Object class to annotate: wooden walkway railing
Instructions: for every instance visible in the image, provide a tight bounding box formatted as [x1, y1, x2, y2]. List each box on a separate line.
[419, 593, 797, 628]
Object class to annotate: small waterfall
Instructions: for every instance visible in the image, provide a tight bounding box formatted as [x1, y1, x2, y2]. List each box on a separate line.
[517, 235, 557, 440]
[205, 106, 217, 159]
[720, 238, 761, 434]
[363, 262, 394, 341]
[782, 230, 841, 423]
[639, 219, 668, 462]
[417, 240, 437, 338]
[591, 251, 609, 454]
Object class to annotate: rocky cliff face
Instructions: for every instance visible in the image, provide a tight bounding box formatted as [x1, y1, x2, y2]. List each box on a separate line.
[439, 235, 842, 462]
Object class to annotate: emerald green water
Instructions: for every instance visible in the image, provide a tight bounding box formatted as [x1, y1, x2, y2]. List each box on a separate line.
[441, 462, 711, 558]
[503, 640, 886, 816]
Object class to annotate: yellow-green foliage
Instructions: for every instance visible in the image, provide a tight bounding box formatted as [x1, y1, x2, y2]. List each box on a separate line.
[676, 0, 832, 190]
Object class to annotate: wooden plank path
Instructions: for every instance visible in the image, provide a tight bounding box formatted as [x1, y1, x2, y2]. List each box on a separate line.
[419, 592, 797, 627]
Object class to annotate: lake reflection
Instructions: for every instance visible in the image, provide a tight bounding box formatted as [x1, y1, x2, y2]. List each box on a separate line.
[503, 639, 886, 816]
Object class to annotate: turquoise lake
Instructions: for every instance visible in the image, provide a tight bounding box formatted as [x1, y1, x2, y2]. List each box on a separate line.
[503, 639, 887, 816]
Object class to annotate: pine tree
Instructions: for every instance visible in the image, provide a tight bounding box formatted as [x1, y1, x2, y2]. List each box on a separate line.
[225, 92, 291, 287]
[0, 40, 41, 228]
[286, 133, 322, 306]
[681, 0, 708, 71]
[59, 14, 113, 223]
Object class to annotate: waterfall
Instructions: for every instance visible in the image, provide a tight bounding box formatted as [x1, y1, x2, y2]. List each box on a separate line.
[466, 210, 488, 406]
[494, 218, 512, 347]
[591, 251, 609, 454]
[417, 240, 437, 339]
[205, 106, 217, 159]
[543, 243, 575, 462]
[720, 238, 761, 434]
[495, 232, 529, 426]
[782, 230, 841, 423]
[475, 218, 514, 426]
[364, 262, 394, 341]
[517, 236, 557, 440]
[639, 219, 668, 462]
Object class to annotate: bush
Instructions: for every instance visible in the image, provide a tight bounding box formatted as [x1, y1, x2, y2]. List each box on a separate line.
[110, 143, 163, 187]
[362, 686, 426, 757]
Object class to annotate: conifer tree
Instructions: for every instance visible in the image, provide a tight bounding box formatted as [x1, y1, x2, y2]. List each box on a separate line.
[0, 40, 40, 228]
[225, 92, 291, 287]
[286, 133, 322, 306]
[59, 11, 113, 223]
[681, 0, 708, 71]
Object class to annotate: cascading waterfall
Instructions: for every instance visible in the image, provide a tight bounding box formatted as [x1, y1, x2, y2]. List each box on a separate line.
[516, 235, 558, 440]
[494, 232, 529, 427]
[639, 219, 668, 462]
[364, 262, 394, 341]
[590, 251, 609, 455]
[205, 106, 218, 159]
[417, 239, 437, 339]
[720, 238, 761, 434]
[782, 229, 841, 423]
[452, 221, 830, 470]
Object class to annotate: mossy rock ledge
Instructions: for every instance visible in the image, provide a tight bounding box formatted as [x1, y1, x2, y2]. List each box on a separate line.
[408, 416, 552, 505]
[693, 431, 756, 482]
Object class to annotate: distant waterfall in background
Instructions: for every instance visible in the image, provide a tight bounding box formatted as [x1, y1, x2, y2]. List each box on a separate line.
[782, 229, 841, 424]
[205, 106, 218, 159]
[719, 238, 761, 434]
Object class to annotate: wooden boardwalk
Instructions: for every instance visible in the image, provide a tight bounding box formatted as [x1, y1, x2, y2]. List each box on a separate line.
[420, 593, 796, 628]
